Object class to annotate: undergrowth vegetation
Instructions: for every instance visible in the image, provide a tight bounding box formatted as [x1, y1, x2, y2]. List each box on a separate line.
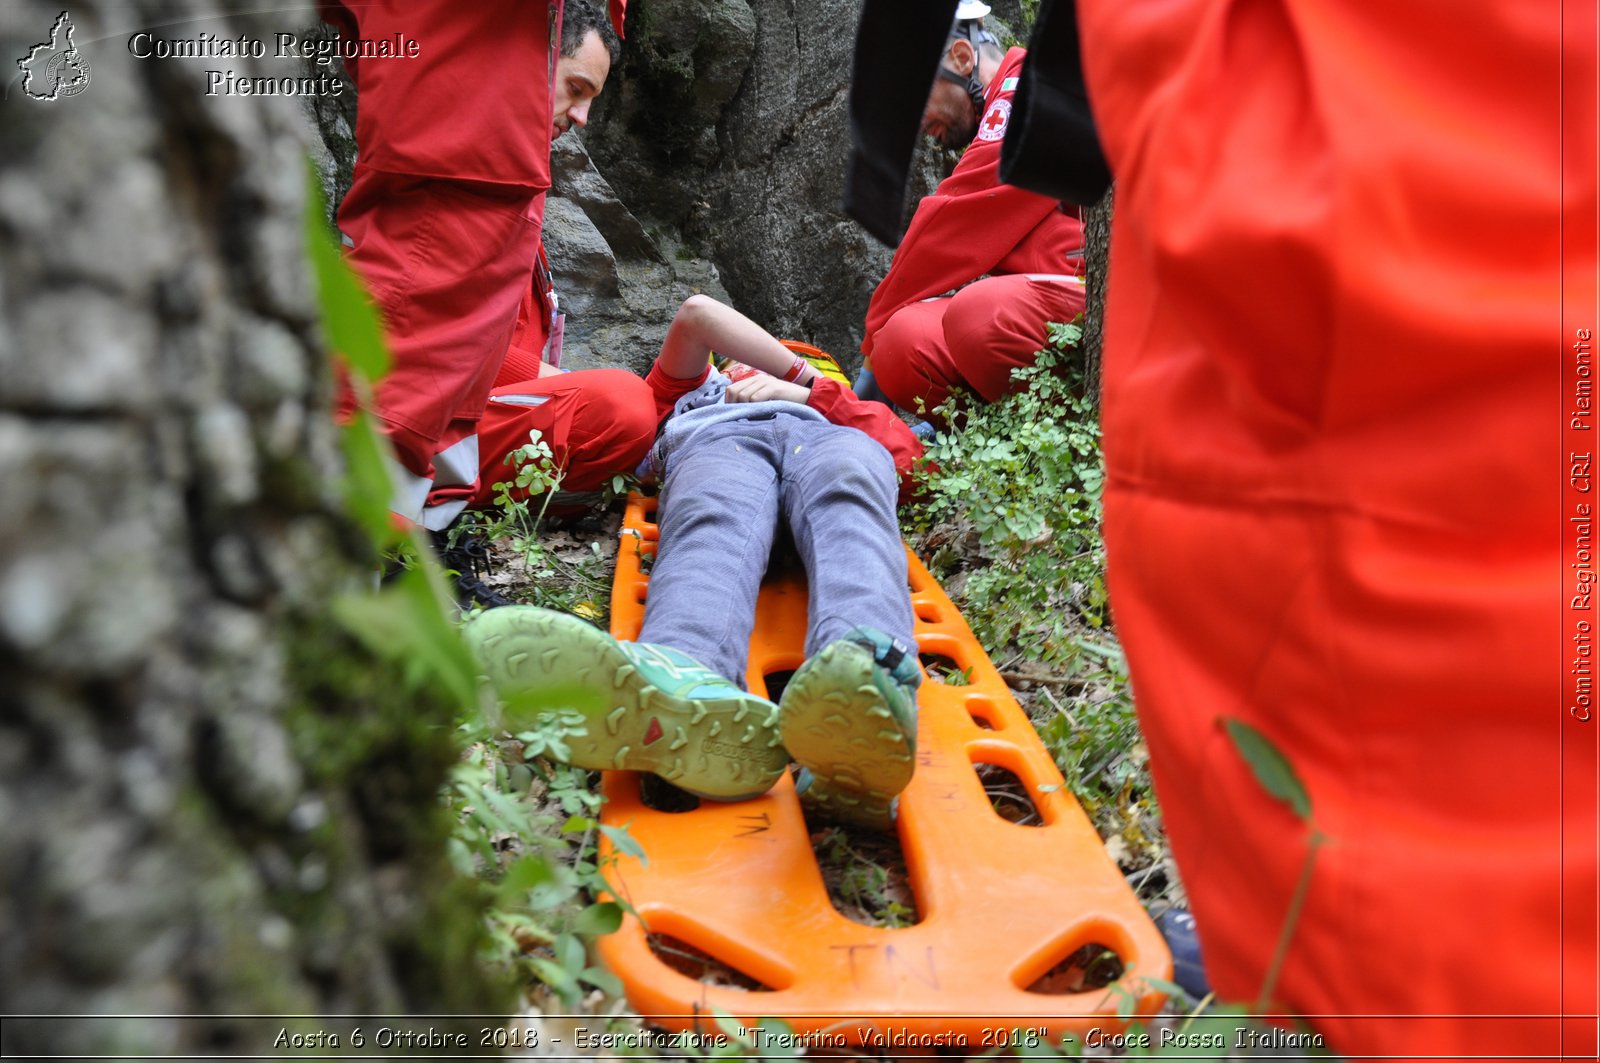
[905, 321, 1169, 907]
[911, 322, 1107, 665]
[445, 715, 640, 1007]
[457, 430, 621, 618]
[443, 444, 640, 1011]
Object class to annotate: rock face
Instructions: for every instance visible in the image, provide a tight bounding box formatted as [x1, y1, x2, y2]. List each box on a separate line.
[583, 0, 899, 368]
[544, 134, 735, 374]
[575, 0, 1037, 369]
[547, 0, 1053, 375]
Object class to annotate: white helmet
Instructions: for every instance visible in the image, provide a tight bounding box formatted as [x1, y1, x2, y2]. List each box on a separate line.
[939, 0, 998, 128]
[951, 1, 998, 47]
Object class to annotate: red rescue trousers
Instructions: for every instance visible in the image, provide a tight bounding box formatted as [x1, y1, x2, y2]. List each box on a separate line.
[868, 273, 1085, 414]
[1080, 0, 1598, 1058]
[470, 369, 658, 511]
[324, 0, 561, 529]
[339, 174, 547, 525]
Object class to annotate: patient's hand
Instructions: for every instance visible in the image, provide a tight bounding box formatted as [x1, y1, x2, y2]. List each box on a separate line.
[727, 374, 810, 405]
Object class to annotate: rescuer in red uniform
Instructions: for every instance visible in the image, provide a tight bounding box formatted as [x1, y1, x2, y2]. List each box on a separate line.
[448, 5, 660, 516]
[1074, 2, 1597, 1056]
[326, 0, 656, 527]
[843, 0, 1598, 1056]
[324, 0, 632, 530]
[862, 2, 1085, 416]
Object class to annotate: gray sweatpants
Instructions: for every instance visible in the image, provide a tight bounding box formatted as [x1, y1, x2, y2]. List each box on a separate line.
[637, 412, 915, 687]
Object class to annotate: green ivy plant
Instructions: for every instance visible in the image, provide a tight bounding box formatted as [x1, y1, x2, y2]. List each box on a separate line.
[907, 321, 1145, 846]
[910, 321, 1106, 668]
[445, 722, 644, 1007]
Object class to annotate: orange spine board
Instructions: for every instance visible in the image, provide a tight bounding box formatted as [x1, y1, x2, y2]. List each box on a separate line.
[599, 493, 1169, 1042]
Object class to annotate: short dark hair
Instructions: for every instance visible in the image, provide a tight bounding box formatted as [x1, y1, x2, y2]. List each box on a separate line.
[561, 0, 621, 68]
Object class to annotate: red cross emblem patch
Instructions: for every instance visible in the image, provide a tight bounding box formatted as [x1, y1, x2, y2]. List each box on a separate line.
[976, 97, 1012, 142]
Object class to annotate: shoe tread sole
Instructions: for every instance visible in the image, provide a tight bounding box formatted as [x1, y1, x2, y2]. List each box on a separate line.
[780, 641, 915, 831]
[467, 609, 785, 800]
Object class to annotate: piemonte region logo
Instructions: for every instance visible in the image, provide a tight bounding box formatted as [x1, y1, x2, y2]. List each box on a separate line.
[17, 11, 92, 101]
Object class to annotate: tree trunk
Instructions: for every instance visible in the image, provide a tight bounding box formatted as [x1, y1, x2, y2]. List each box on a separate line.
[1081, 187, 1113, 404]
[0, 2, 501, 1055]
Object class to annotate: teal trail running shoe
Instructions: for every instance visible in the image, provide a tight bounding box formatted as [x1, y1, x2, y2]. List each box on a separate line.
[779, 626, 921, 831]
[464, 606, 786, 801]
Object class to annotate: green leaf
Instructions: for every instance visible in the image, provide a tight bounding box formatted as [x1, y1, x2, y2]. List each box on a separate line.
[578, 965, 623, 996]
[1108, 979, 1139, 1021]
[496, 855, 556, 901]
[466, 790, 522, 837]
[527, 876, 579, 910]
[599, 822, 648, 863]
[445, 837, 476, 877]
[526, 955, 579, 1003]
[339, 410, 401, 548]
[331, 563, 480, 711]
[572, 901, 623, 937]
[755, 1018, 800, 1058]
[304, 160, 389, 381]
[1223, 718, 1312, 821]
[710, 1006, 752, 1046]
[1132, 974, 1188, 999]
[553, 932, 587, 972]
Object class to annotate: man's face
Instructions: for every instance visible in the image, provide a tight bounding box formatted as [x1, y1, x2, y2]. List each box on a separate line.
[921, 39, 978, 150]
[553, 30, 611, 137]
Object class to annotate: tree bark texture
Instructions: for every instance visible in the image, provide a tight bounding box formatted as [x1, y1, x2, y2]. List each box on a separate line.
[1081, 187, 1112, 402]
[0, 2, 500, 1055]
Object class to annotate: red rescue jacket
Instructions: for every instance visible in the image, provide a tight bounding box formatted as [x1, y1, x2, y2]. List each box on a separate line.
[862, 48, 1083, 358]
